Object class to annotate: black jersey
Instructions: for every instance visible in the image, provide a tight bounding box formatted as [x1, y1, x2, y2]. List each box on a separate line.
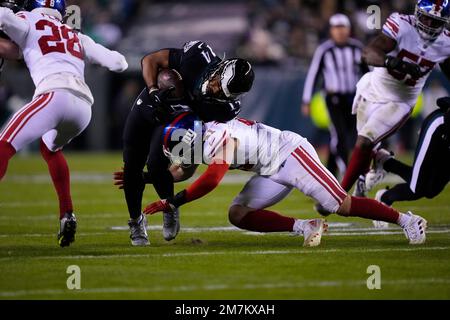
[167, 41, 241, 123]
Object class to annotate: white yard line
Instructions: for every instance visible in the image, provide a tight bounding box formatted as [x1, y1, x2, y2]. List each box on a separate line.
[0, 246, 448, 262]
[1, 278, 449, 298]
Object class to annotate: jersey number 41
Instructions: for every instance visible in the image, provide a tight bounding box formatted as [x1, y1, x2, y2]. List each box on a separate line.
[36, 19, 84, 60]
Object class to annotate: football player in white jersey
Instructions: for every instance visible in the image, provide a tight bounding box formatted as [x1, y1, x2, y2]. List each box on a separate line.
[340, 0, 450, 197]
[139, 113, 428, 246]
[0, 0, 128, 247]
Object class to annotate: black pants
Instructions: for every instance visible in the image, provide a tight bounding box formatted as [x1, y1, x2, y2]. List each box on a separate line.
[325, 93, 357, 176]
[122, 89, 174, 219]
[381, 113, 450, 205]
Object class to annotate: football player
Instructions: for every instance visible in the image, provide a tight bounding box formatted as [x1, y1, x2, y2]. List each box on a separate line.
[139, 113, 428, 246]
[0, 0, 128, 247]
[340, 0, 450, 197]
[366, 97, 450, 209]
[123, 41, 254, 246]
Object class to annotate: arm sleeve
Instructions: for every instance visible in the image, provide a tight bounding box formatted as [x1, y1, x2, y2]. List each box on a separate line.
[184, 162, 230, 202]
[0, 8, 29, 45]
[382, 13, 401, 41]
[302, 44, 325, 104]
[79, 33, 128, 72]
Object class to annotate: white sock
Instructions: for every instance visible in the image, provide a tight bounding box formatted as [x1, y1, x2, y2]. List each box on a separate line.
[293, 219, 308, 234]
[397, 213, 410, 228]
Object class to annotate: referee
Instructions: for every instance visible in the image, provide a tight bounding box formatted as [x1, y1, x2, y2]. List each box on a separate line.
[301, 13, 369, 177]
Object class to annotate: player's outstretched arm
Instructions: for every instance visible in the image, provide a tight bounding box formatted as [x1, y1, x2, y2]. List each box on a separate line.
[362, 33, 397, 67]
[0, 7, 29, 45]
[0, 37, 20, 60]
[79, 33, 128, 73]
[143, 139, 236, 215]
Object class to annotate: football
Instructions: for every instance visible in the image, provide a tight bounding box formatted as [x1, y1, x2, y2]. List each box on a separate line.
[157, 68, 185, 99]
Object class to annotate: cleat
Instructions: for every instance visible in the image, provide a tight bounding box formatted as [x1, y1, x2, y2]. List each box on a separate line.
[353, 175, 367, 197]
[302, 219, 326, 247]
[163, 208, 180, 241]
[366, 149, 393, 192]
[314, 203, 332, 217]
[402, 212, 427, 245]
[128, 214, 149, 246]
[58, 212, 77, 248]
[373, 189, 390, 229]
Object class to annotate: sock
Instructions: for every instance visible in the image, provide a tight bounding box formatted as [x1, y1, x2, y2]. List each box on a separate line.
[40, 140, 73, 218]
[237, 209, 295, 233]
[0, 141, 16, 181]
[381, 184, 421, 206]
[341, 146, 373, 191]
[348, 196, 400, 224]
[384, 158, 413, 182]
[397, 213, 411, 228]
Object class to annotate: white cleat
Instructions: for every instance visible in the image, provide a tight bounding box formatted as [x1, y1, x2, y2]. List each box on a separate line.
[373, 189, 390, 229]
[366, 149, 392, 191]
[128, 214, 150, 246]
[302, 219, 327, 247]
[402, 212, 427, 245]
[352, 175, 367, 197]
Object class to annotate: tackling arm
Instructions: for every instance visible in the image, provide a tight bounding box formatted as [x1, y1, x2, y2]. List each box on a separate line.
[143, 139, 236, 215]
[79, 33, 128, 72]
[0, 7, 28, 45]
[0, 36, 20, 60]
[362, 33, 397, 67]
[141, 49, 170, 90]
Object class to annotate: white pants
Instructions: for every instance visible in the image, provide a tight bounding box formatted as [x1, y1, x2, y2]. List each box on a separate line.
[0, 90, 92, 152]
[352, 93, 412, 144]
[231, 142, 348, 213]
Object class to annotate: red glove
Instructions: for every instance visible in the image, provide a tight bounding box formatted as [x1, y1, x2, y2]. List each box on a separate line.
[144, 199, 176, 215]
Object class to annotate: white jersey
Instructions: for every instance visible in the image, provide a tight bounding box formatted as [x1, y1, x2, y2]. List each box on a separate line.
[203, 119, 305, 176]
[357, 12, 450, 107]
[0, 8, 128, 104]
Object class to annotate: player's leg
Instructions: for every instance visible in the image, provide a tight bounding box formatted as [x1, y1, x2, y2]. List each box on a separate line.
[146, 123, 178, 241]
[228, 175, 295, 232]
[0, 93, 54, 180]
[341, 98, 412, 192]
[230, 173, 326, 247]
[40, 91, 92, 247]
[285, 143, 427, 244]
[122, 90, 157, 246]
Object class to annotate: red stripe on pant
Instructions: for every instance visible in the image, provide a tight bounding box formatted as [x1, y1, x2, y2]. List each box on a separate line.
[0, 93, 53, 143]
[293, 147, 347, 204]
[0, 94, 49, 141]
[298, 146, 347, 199]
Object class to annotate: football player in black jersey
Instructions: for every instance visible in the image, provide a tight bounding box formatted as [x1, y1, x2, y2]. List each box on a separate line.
[123, 41, 254, 246]
[367, 97, 450, 209]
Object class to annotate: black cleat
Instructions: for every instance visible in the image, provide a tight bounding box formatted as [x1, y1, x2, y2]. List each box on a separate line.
[58, 212, 77, 247]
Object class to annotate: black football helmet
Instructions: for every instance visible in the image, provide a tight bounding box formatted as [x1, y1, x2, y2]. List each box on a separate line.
[199, 58, 255, 101]
[0, 0, 25, 13]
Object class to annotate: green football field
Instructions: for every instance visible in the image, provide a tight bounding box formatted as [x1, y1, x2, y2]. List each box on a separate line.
[0, 152, 449, 300]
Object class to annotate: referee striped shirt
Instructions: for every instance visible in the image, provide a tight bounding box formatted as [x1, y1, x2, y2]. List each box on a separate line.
[302, 38, 369, 104]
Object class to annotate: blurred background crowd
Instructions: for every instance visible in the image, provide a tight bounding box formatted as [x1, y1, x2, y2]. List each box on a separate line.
[1, 0, 448, 154]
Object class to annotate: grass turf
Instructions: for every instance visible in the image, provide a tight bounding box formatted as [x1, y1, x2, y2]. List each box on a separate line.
[0, 152, 449, 300]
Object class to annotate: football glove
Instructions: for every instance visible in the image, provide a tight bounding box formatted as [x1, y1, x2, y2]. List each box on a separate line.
[144, 190, 188, 215]
[385, 56, 422, 78]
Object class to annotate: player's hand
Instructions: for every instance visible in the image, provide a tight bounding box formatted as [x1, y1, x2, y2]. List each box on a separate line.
[148, 86, 175, 109]
[301, 104, 311, 117]
[385, 56, 422, 78]
[113, 169, 124, 189]
[143, 199, 176, 215]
